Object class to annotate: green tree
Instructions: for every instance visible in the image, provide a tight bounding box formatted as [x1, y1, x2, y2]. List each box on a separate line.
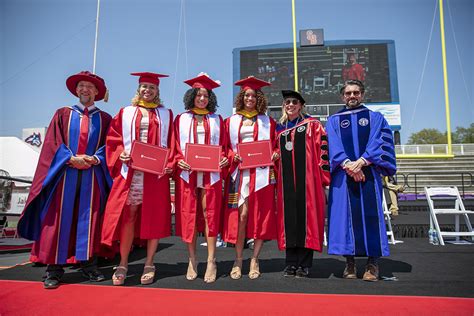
[452, 123, 474, 143]
[407, 128, 446, 144]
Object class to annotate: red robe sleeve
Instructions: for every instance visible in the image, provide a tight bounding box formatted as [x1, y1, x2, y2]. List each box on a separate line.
[314, 122, 331, 187]
[105, 108, 125, 178]
[166, 109, 176, 171]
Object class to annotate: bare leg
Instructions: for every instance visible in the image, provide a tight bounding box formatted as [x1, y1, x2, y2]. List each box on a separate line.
[113, 204, 139, 285]
[186, 231, 198, 280]
[140, 239, 158, 285]
[201, 189, 217, 283]
[118, 205, 139, 268]
[145, 239, 159, 267]
[236, 201, 248, 261]
[249, 239, 264, 279]
[230, 201, 248, 279]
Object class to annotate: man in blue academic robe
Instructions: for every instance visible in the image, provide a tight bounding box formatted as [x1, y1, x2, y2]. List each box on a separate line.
[326, 80, 396, 282]
[18, 71, 112, 289]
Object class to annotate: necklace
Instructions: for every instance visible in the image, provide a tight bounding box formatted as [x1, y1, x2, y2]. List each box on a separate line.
[284, 117, 300, 151]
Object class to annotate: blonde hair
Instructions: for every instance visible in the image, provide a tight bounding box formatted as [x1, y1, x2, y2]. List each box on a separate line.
[278, 101, 307, 124]
[131, 85, 162, 106]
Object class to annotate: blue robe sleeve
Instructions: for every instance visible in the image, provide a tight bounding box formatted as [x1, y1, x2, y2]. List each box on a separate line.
[326, 116, 350, 173]
[361, 112, 397, 176]
[92, 145, 112, 209]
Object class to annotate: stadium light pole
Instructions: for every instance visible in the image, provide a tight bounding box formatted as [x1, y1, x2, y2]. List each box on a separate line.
[439, 0, 453, 155]
[291, 0, 299, 91]
[92, 0, 101, 74]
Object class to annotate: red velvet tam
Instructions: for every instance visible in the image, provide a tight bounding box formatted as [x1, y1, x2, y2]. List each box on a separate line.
[66, 71, 107, 101]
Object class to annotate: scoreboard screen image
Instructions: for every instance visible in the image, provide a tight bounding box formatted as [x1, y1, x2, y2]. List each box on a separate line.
[234, 40, 400, 127]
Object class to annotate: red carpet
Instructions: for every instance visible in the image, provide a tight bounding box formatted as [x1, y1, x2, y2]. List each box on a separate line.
[0, 280, 473, 315]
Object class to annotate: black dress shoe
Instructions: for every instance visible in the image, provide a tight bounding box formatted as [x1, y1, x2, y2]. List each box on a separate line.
[295, 266, 309, 278]
[82, 268, 106, 282]
[283, 265, 297, 277]
[44, 276, 61, 289]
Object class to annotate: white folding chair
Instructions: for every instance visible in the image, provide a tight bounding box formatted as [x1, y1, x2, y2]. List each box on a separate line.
[424, 186, 474, 245]
[382, 191, 403, 244]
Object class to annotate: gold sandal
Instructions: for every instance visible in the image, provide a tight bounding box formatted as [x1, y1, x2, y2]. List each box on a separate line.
[112, 266, 128, 286]
[230, 258, 243, 280]
[249, 257, 261, 279]
[204, 258, 217, 283]
[140, 265, 156, 285]
[186, 258, 198, 281]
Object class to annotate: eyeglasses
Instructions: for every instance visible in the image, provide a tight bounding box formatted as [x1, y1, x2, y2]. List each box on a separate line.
[344, 91, 361, 97]
[284, 99, 300, 105]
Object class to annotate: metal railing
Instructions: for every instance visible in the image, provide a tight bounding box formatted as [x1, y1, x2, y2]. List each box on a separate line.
[395, 144, 474, 156]
[0, 176, 32, 214]
[397, 172, 474, 198]
[0, 176, 33, 184]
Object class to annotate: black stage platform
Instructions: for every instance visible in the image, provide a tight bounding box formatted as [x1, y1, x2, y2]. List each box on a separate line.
[0, 237, 472, 298]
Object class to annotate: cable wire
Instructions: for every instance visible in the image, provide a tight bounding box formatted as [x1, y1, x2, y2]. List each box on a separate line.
[407, 0, 438, 137]
[446, 0, 473, 119]
[0, 20, 96, 86]
[171, 0, 185, 108]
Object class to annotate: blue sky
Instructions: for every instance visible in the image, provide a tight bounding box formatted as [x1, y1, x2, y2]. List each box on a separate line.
[1, 0, 472, 144]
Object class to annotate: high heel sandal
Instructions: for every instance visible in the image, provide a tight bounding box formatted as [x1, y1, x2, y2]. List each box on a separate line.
[140, 265, 156, 285]
[204, 258, 217, 283]
[230, 258, 243, 280]
[112, 266, 128, 286]
[249, 257, 261, 280]
[186, 258, 198, 281]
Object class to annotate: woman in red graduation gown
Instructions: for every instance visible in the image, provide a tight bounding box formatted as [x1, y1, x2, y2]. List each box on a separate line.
[101, 72, 175, 286]
[174, 73, 228, 283]
[223, 76, 279, 280]
[275, 90, 330, 278]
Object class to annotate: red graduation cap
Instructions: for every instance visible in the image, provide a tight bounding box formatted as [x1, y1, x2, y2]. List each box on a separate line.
[184, 73, 220, 90]
[131, 72, 169, 86]
[234, 76, 271, 91]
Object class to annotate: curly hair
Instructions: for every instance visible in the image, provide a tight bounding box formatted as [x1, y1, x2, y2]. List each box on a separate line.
[131, 84, 162, 106]
[234, 89, 268, 114]
[183, 88, 218, 113]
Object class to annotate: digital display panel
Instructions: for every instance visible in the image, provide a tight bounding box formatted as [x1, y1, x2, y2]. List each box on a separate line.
[235, 41, 399, 127]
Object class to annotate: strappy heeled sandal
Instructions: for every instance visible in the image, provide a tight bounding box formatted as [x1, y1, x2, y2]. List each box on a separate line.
[249, 257, 261, 280]
[204, 258, 217, 283]
[112, 266, 128, 286]
[140, 265, 156, 285]
[230, 258, 243, 280]
[186, 258, 198, 281]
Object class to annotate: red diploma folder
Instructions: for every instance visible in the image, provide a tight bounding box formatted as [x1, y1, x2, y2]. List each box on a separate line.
[185, 143, 221, 172]
[130, 141, 169, 175]
[237, 140, 273, 169]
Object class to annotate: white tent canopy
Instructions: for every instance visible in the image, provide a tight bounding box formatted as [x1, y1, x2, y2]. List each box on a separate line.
[0, 137, 39, 186]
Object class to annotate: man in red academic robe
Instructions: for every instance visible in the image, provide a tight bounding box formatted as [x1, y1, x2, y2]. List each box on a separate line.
[18, 71, 112, 289]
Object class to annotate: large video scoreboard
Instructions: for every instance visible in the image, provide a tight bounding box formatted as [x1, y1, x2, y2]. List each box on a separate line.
[233, 40, 401, 130]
